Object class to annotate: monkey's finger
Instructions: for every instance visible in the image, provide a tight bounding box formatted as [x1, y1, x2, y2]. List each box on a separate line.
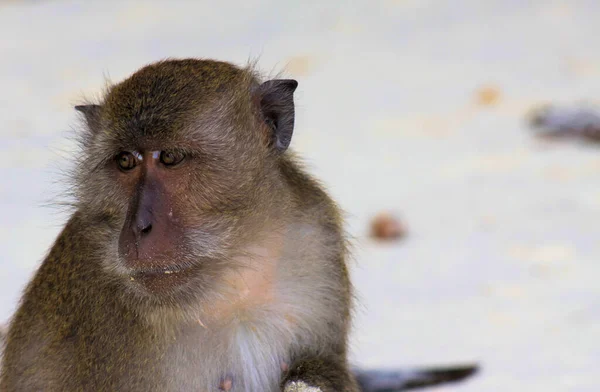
[283, 381, 323, 392]
[353, 363, 479, 392]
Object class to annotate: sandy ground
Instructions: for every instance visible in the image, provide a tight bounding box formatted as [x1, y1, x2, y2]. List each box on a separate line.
[1, 1, 600, 391]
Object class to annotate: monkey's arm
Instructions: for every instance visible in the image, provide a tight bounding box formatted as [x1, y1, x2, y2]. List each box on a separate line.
[282, 355, 360, 392]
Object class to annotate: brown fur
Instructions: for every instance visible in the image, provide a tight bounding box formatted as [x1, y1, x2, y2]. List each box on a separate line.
[0, 59, 358, 392]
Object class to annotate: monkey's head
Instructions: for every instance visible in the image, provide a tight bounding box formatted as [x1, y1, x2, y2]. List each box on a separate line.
[73, 59, 298, 300]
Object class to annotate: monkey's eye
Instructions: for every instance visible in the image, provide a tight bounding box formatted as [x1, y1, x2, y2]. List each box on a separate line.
[116, 152, 137, 171]
[160, 150, 185, 166]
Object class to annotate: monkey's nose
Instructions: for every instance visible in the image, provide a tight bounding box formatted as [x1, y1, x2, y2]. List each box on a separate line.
[134, 211, 153, 239]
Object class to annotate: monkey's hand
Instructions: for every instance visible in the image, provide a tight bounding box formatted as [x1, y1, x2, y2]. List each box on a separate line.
[281, 356, 359, 392]
[283, 381, 323, 392]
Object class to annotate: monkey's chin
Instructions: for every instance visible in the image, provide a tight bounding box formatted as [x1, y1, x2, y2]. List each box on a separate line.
[128, 264, 200, 294]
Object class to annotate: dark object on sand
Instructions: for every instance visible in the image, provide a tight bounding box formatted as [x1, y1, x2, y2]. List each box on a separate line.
[354, 364, 479, 392]
[528, 104, 600, 141]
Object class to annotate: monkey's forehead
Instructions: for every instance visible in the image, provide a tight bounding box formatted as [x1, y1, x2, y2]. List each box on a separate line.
[106, 59, 253, 106]
[99, 59, 258, 142]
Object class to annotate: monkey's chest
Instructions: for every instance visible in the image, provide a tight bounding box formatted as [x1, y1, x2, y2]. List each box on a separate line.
[157, 314, 295, 392]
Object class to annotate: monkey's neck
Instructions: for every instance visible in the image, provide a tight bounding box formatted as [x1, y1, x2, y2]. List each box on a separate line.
[143, 227, 305, 391]
[201, 231, 284, 326]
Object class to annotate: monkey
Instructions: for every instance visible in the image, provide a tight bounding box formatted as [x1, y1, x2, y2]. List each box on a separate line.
[0, 58, 479, 392]
[0, 58, 358, 392]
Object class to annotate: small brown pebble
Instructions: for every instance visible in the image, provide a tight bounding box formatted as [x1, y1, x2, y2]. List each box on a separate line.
[370, 213, 406, 240]
[475, 86, 501, 106]
[281, 361, 289, 372]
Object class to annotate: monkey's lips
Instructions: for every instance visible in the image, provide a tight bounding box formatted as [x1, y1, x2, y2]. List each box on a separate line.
[128, 264, 198, 293]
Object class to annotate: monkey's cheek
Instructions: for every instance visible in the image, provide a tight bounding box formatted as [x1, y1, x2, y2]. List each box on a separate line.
[117, 240, 136, 265]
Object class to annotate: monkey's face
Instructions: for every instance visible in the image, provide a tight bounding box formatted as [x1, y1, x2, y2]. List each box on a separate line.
[113, 148, 223, 293]
[73, 60, 298, 298]
[81, 119, 266, 297]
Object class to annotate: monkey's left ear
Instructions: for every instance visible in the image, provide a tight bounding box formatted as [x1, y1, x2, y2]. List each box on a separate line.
[75, 104, 102, 129]
[257, 79, 298, 152]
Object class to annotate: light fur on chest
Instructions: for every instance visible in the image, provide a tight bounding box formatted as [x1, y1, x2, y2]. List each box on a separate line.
[163, 307, 293, 391]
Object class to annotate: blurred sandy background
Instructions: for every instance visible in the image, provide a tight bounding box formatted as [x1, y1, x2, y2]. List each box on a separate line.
[1, 1, 600, 391]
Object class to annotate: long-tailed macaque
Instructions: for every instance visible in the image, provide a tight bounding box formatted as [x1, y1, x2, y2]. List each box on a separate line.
[0, 59, 477, 392]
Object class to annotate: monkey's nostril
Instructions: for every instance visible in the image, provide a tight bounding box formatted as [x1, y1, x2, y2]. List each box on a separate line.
[132, 208, 153, 239]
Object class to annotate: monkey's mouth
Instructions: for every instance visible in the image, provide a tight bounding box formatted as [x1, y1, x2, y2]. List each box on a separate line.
[131, 265, 188, 276]
[128, 263, 198, 292]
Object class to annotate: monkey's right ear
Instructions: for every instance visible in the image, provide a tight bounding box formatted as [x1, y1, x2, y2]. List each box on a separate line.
[74, 104, 102, 128]
[257, 79, 298, 152]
